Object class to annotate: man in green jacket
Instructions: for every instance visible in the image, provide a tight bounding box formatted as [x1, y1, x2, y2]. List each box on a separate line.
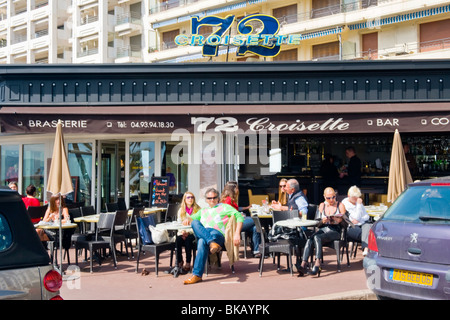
[182, 187, 244, 285]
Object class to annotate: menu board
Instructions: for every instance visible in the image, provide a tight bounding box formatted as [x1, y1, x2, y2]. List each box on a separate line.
[150, 176, 169, 207]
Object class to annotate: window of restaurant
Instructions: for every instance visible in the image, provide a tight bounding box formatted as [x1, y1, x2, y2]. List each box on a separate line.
[22, 144, 44, 202]
[68, 142, 93, 207]
[161, 141, 188, 195]
[237, 133, 450, 205]
[1, 145, 19, 186]
[129, 141, 155, 207]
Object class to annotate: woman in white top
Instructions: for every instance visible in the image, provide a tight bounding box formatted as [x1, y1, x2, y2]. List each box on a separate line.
[342, 186, 372, 256]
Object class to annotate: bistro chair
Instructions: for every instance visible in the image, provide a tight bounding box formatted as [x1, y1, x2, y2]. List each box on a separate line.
[135, 214, 175, 277]
[75, 211, 128, 273]
[165, 203, 180, 222]
[252, 215, 294, 277]
[123, 207, 142, 258]
[248, 190, 269, 206]
[272, 210, 298, 225]
[27, 205, 48, 224]
[81, 205, 96, 216]
[117, 197, 127, 210]
[106, 202, 119, 212]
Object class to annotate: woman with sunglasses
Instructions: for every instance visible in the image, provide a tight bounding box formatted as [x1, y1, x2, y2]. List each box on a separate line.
[176, 191, 201, 272]
[274, 178, 288, 206]
[298, 187, 346, 277]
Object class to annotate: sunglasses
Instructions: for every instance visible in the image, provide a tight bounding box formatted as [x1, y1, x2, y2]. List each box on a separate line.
[279, 185, 286, 188]
[206, 196, 218, 200]
[186, 196, 194, 199]
[325, 196, 336, 200]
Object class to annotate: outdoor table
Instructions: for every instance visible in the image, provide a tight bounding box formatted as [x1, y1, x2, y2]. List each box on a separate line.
[35, 221, 77, 268]
[274, 219, 318, 229]
[250, 208, 273, 230]
[364, 205, 387, 221]
[155, 221, 192, 278]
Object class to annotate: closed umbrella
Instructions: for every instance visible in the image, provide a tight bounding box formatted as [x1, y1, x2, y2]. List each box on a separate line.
[387, 129, 413, 203]
[47, 120, 73, 274]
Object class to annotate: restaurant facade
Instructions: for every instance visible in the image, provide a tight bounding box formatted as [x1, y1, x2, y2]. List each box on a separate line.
[1, 60, 450, 210]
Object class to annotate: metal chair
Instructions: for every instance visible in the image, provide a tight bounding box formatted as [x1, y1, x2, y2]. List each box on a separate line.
[272, 210, 299, 225]
[135, 214, 175, 276]
[106, 202, 119, 212]
[252, 215, 294, 276]
[75, 211, 128, 273]
[27, 205, 48, 224]
[165, 203, 180, 222]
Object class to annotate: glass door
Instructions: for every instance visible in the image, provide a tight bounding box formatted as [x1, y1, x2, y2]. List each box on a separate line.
[97, 141, 125, 212]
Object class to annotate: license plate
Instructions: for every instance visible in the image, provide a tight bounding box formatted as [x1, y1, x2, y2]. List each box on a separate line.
[389, 269, 433, 287]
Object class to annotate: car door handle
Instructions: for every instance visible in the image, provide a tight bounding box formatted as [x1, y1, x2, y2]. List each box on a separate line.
[407, 248, 421, 255]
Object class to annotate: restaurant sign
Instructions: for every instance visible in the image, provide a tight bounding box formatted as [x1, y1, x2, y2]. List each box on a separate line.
[2, 113, 450, 135]
[174, 14, 303, 58]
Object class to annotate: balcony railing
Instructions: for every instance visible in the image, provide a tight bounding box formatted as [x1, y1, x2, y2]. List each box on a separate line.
[116, 11, 141, 25]
[77, 47, 99, 58]
[34, 29, 49, 39]
[80, 15, 99, 26]
[12, 34, 27, 45]
[117, 45, 142, 58]
[150, 0, 200, 14]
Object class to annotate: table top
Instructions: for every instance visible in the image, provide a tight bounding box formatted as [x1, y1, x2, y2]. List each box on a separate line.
[73, 207, 166, 223]
[35, 222, 78, 229]
[250, 208, 273, 219]
[274, 219, 318, 228]
[154, 221, 192, 231]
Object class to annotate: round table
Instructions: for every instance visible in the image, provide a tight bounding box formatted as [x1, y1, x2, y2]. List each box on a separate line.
[274, 219, 318, 228]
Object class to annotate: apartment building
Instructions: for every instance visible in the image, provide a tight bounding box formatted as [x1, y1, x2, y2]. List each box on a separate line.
[0, 0, 450, 64]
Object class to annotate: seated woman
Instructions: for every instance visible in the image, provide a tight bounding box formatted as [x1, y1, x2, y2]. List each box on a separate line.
[220, 181, 261, 256]
[36, 195, 70, 242]
[272, 178, 288, 207]
[22, 184, 41, 209]
[298, 187, 346, 277]
[342, 185, 371, 256]
[176, 191, 200, 272]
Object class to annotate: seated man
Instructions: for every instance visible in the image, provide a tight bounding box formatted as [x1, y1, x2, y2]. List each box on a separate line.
[182, 188, 244, 285]
[271, 179, 308, 214]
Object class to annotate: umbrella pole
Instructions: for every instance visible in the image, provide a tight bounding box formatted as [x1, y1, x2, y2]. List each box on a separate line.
[59, 194, 63, 275]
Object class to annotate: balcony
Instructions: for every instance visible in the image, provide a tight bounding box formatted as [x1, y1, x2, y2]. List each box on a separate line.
[115, 45, 142, 63]
[115, 12, 142, 37]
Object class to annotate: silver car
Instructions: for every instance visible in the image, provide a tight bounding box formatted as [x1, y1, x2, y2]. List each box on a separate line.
[364, 177, 450, 300]
[0, 187, 63, 300]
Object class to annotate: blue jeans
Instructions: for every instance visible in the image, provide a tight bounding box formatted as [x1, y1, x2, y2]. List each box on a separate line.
[191, 220, 225, 277]
[241, 217, 261, 253]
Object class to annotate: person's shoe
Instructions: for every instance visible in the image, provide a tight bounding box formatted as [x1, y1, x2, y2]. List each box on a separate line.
[183, 275, 202, 285]
[296, 264, 307, 277]
[209, 242, 222, 254]
[307, 266, 322, 277]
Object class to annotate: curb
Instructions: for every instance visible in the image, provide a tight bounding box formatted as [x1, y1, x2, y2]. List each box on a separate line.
[296, 289, 377, 300]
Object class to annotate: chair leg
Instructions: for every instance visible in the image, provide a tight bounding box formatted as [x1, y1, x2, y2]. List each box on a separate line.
[135, 246, 141, 273]
[155, 254, 159, 277]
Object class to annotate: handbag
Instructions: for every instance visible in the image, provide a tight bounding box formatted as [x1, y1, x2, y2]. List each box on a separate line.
[137, 215, 155, 245]
[148, 225, 175, 244]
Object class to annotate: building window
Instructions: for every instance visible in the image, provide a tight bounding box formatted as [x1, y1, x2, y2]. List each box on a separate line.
[313, 41, 339, 60]
[362, 32, 378, 60]
[311, 0, 340, 19]
[23, 144, 44, 201]
[68, 143, 93, 207]
[273, 4, 298, 25]
[129, 141, 155, 207]
[420, 19, 450, 53]
[1, 145, 19, 186]
[162, 29, 179, 50]
[273, 48, 298, 61]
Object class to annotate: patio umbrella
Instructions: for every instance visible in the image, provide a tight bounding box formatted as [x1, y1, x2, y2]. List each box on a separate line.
[47, 120, 73, 274]
[387, 129, 413, 203]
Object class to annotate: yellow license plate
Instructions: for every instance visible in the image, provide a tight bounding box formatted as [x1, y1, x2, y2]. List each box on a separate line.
[389, 269, 433, 287]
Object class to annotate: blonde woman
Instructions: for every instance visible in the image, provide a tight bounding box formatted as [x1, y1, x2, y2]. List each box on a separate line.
[176, 191, 200, 272]
[342, 186, 371, 256]
[277, 178, 288, 206]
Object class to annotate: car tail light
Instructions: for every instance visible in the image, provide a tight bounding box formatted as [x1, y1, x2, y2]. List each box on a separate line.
[43, 270, 63, 293]
[368, 229, 378, 253]
[50, 295, 64, 300]
[431, 183, 450, 186]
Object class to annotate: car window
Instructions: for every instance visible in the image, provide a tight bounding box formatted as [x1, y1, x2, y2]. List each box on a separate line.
[0, 213, 13, 251]
[383, 185, 450, 225]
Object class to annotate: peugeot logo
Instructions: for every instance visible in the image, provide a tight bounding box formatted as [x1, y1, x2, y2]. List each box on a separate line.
[410, 233, 418, 243]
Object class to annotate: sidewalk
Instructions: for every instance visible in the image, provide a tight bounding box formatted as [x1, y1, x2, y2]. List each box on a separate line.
[60, 246, 375, 300]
